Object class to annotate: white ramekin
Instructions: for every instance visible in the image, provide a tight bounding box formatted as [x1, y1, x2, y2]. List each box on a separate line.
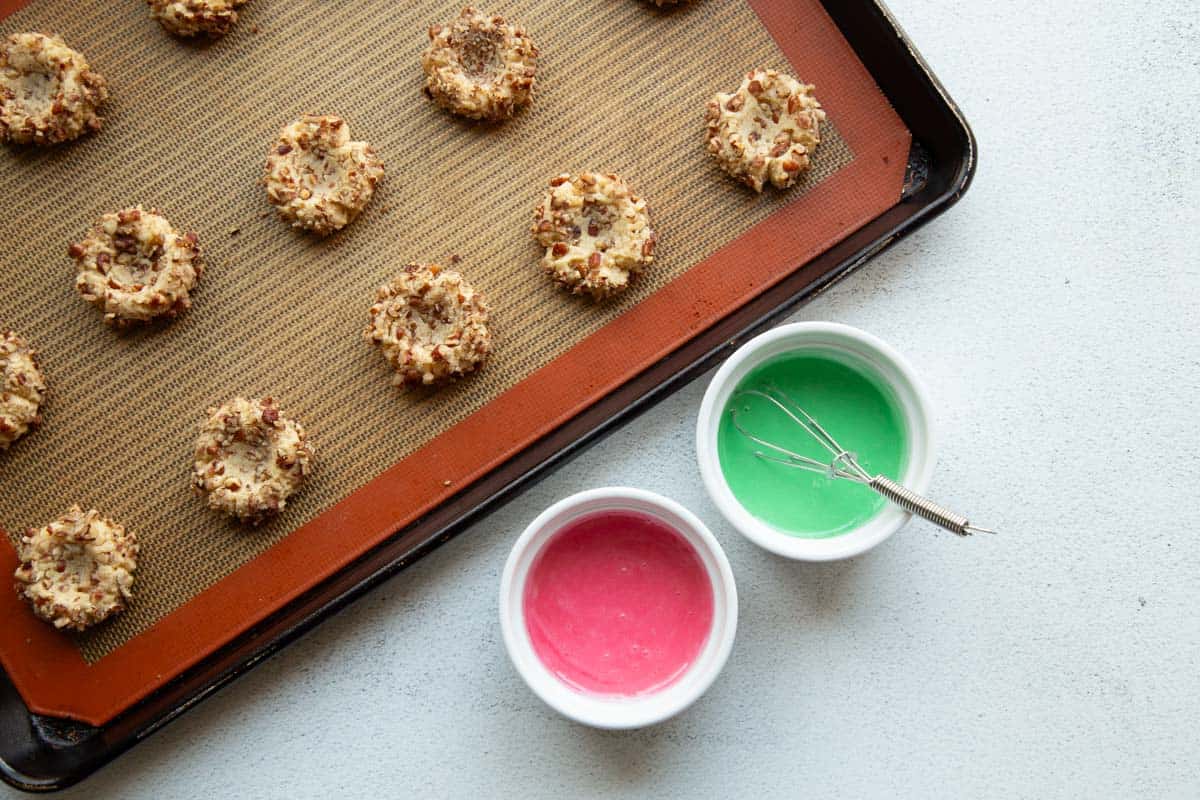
[696, 322, 936, 561]
[499, 487, 738, 729]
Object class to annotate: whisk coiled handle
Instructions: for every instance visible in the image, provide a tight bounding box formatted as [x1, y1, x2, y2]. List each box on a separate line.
[868, 475, 974, 537]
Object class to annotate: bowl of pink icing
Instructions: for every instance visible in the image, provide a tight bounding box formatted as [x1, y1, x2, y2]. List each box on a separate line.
[500, 487, 738, 729]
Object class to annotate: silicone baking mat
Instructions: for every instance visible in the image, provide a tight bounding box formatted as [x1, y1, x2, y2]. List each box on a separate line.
[0, 0, 908, 724]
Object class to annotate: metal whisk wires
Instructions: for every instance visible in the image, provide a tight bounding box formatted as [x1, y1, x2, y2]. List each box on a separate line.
[729, 387, 871, 482]
[728, 385, 995, 537]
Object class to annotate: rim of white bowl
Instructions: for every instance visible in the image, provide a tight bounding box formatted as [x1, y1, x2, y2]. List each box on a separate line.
[499, 487, 738, 729]
[695, 322, 936, 561]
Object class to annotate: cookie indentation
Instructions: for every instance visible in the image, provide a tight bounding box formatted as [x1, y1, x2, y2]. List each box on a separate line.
[192, 397, 313, 524]
[705, 69, 825, 192]
[0, 33, 107, 146]
[71, 206, 203, 326]
[14, 506, 138, 631]
[366, 264, 492, 386]
[264, 114, 384, 236]
[532, 173, 657, 300]
[421, 7, 538, 122]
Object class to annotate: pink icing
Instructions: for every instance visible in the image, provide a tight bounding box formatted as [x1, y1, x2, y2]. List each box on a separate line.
[523, 510, 715, 696]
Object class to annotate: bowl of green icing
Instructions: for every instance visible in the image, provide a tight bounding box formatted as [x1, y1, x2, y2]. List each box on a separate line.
[696, 322, 935, 561]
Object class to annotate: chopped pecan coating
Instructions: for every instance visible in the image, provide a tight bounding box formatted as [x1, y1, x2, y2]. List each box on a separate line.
[421, 7, 538, 122]
[264, 114, 384, 236]
[366, 264, 492, 386]
[192, 397, 314, 524]
[148, 0, 250, 37]
[705, 68, 825, 192]
[531, 173, 657, 300]
[71, 206, 203, 326]
[0, 330, 47, 450]
[14, 506, 138, 631]
[0, 33, 107, 146]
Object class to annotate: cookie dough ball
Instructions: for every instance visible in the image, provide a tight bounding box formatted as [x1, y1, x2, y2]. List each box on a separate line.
[0, 33, 108, 146]
[366, 264, 491, 386]
[192, 397, 313, 524]
[71, 206, 203, 326]
[421, 7, 538, 122]
[13, 506, 138, 631]
[264, 114, 385, 236]
[0, 330, 47, 450]
[705, 69, 825, 192]
[147, 0, 249, 37]
[531, 173, 658, 300]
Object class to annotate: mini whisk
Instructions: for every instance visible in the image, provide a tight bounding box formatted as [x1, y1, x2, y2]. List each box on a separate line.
[730, 387, 994, 537]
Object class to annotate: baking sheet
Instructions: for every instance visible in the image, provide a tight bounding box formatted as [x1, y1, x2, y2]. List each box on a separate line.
[0, 0, 908, 724]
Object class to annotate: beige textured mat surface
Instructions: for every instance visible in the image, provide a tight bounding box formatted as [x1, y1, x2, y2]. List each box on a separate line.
[0, 0, 851, 662]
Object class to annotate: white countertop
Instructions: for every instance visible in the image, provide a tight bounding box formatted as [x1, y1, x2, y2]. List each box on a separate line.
[9, 0, 1198, 796]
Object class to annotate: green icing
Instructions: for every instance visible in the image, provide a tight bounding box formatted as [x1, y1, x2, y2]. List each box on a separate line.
[717, 351, 908, 538]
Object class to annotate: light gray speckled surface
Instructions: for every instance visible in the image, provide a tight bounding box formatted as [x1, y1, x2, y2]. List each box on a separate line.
[7, 0, 1200, 797]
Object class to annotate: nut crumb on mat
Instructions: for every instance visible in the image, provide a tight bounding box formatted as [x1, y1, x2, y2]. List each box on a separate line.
[148, 0, 249, 37]
[192, 397, 313, 524]
[0, 33, 107, 146]
[531, 172, 657, 300]
[705, 68, 825, 192]
[71, 206, 203, 326]
[421, 7, 538, 122]
[13, 506, 138, 632]
[366, 264, 492, 386]
[0, 330, 46, 451]
[264, 114, 384, 236]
